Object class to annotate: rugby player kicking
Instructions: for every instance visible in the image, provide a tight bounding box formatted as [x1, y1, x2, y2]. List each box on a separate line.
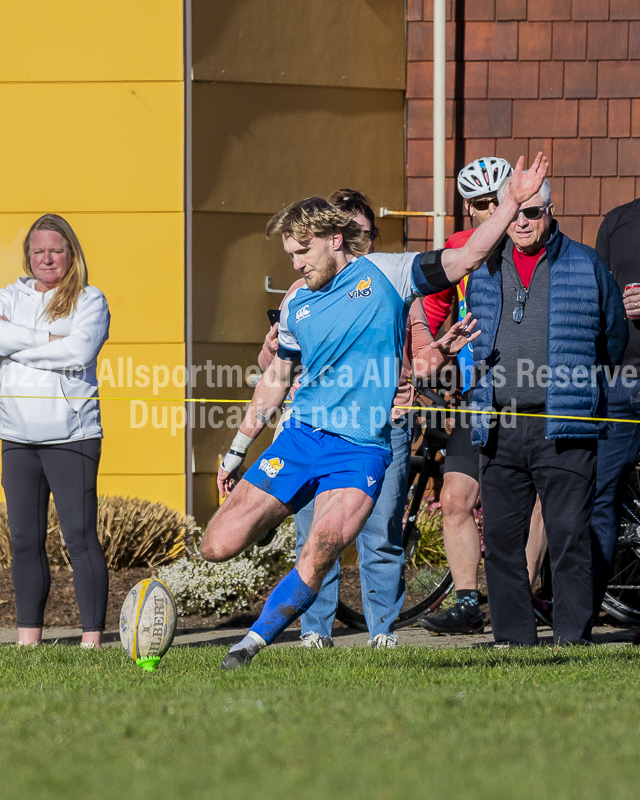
[200, 153, 549, 670]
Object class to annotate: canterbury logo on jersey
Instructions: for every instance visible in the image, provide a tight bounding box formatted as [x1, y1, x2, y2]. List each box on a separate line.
[296, 305, 311, 321]
[347, 277, 373, 301]
[258, 457, 285, 479]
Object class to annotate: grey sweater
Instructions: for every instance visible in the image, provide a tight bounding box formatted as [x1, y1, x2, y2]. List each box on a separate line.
[493, 240, 548, 410]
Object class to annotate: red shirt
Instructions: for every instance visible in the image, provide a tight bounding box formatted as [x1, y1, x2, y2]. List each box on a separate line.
[513, 246, 545, 289]
[422, 228, 474, 336]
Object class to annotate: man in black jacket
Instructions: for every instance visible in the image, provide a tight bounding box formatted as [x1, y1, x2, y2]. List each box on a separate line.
[593, 200, 640, 622]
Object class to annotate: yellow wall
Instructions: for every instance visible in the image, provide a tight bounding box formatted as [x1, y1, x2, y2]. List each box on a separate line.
[0, 1, 186, 511]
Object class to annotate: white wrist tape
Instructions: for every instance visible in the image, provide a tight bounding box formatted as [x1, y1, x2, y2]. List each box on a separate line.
[221, 452, 245, 474]
[229, 431, 254, 455]
[220, 431, 254, 474]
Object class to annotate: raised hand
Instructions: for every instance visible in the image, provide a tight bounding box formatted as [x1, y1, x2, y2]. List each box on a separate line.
[507, 152, 549, 206]
[431, 312, 481, 357]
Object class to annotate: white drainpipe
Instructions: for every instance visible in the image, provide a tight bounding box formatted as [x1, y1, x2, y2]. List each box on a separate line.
[432, 0, 447, 249]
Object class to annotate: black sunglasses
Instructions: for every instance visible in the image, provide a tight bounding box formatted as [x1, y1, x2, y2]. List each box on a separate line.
[513, 287, 529, 324]
[469, 197, 499, 211]
[517, 205, 550, 221]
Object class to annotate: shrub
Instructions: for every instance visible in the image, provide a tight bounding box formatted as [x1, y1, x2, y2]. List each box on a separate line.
[158, 517, 297, 617]
[410, 501, 447, 569]
[0, 496, 195, 570]
[408, 499, 484, 569]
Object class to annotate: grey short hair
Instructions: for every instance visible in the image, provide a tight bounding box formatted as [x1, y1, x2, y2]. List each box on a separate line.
[497, 174, 552, 205]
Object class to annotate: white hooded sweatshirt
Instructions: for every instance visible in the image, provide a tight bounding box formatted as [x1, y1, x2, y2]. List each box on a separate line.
[0, 277, 110, 444]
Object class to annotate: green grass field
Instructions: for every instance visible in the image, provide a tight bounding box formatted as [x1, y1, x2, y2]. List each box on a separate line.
[1, 643, 639, 800]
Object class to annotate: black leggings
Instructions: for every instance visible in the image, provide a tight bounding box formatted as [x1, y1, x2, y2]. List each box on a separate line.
[2, 439, 108, 631]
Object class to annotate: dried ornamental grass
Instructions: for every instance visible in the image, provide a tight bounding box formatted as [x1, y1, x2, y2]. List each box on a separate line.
[408, 500, 484, 570]
[0, 496, 195, 570]
[409, 501, 447, 569]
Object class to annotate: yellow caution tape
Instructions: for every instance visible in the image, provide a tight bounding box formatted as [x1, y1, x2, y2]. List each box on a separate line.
[394, 405, 640, 425]
[2, 395, 639, 425]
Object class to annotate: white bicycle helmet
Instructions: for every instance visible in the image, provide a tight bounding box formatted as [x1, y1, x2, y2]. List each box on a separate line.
[457, 157, 513, 199]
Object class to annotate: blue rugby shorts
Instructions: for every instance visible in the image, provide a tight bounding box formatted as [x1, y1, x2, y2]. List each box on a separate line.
[242, 420, 392, 513]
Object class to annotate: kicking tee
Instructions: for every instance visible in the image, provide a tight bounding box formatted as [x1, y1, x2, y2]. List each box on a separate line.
[277, 251, 449, 450]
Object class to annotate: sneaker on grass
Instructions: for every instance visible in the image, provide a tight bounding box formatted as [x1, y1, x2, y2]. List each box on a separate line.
[417, 604, 484, 635]
[299, 632, 334, 649]
[367, 633, 399, 649]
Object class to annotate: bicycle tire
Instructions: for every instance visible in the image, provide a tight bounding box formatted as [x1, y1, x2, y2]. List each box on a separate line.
[335, 452, 454, 631]
[601, 465, 640, 625]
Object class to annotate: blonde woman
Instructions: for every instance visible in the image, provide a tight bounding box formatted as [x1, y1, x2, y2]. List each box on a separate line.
[0, 214, 110, 647]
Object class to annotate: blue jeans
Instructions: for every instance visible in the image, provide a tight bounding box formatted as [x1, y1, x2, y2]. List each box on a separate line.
[591, 376, 640, 616]
[295, 420, 412, 638]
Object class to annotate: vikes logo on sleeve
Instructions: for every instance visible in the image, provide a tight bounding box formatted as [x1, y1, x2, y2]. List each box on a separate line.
[258, 457, 285, 479]
[347, 277, 373, 301]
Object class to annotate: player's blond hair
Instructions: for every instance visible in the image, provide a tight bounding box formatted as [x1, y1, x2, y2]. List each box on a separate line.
[23, 214, 89, 321]
[266, 196, 371, 258]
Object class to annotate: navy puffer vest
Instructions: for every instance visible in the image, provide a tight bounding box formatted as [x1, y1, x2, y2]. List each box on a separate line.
[467, 222, 627, 447]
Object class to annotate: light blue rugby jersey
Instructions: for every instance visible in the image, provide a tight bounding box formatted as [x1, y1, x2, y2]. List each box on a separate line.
[278, 252, 445, 451]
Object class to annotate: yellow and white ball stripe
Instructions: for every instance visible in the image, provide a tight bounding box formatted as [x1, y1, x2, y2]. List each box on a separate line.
[120, 578, 177, 667]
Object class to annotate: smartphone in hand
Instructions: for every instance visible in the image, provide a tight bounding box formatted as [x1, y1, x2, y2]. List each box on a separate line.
[267, 309, 281, 326]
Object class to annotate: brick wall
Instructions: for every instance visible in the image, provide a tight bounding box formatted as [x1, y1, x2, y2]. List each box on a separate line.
[406, 0, 640, 250]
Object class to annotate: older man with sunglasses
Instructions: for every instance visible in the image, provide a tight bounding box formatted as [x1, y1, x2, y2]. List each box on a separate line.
[466, 177, 627, 646]
[421, 158, 548, 637]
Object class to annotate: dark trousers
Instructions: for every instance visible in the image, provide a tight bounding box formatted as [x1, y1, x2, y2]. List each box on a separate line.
[2, 438, 108, 631]
[591, 378, 640, 617]
[480, 416, 596, 645]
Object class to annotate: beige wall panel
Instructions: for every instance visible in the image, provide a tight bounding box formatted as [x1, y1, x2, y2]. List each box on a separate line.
[0, 213, 184, 344]
[193, 211, 297, 344]
[192, 212, 404, 344]
[192, 0, 405, 90]
[192, 472, 218, 527]
[369, 219, 404, 255]
[0, 0, 183, 82]
[192, 82, 405, 215]
[0, 83, 183, 213]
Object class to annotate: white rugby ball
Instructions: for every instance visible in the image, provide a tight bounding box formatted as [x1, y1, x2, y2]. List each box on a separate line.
[119, 578, 177, 671]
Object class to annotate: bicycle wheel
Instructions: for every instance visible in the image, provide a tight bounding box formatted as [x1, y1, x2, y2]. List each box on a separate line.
[335, 452, 453, 631]
[601, 465, 640, 625]
[398, 452, 454, 627]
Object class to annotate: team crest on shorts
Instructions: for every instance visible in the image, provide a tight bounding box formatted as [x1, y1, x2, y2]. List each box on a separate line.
[347, 277, 373, 300]
[259, 457, 285, 479]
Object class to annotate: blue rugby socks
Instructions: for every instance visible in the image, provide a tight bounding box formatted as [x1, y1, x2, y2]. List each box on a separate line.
[248, 568, 318, 646]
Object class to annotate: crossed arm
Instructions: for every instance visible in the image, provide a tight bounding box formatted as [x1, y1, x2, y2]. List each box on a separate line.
[0, 314, 65, 348]
[0, 293, 110, 370]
